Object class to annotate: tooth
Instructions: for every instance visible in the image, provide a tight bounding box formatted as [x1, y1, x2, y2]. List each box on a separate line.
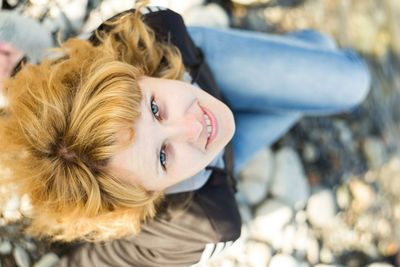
[207, 125, 212, 134]
[205, 117, 210, 125]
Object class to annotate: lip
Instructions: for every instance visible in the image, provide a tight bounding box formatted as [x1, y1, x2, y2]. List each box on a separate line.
[200, 106, 218, 149]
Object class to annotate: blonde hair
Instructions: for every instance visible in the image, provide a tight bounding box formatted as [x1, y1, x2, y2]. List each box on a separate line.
[0, 3, 185, 242]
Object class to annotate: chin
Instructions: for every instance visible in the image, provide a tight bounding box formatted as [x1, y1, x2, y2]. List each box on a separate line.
[219, 104, 236, 149]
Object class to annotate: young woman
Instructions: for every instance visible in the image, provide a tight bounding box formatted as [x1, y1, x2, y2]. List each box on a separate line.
[0, 2, 371, 266]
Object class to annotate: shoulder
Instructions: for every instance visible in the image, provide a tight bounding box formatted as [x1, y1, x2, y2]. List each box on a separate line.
[129, 173, 242, 265]
[87, 6, 185, 44]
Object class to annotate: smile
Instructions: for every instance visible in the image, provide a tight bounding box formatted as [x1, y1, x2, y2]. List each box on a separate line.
[200, 106, 217, 148]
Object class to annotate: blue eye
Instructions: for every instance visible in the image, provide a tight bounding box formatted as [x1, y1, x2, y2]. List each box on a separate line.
[151, 97, 161, 119]
[160, 145, 167, 170]
[150, 96, 167, 170]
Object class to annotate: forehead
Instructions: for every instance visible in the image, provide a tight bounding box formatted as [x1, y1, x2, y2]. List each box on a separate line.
[109, 94, 160, 189]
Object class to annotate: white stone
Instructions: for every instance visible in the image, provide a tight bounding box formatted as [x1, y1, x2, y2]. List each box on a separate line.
[314, 265, 344, 267]
[2, 210, 22, 221]
[19, 194, 33, 217]
[150, 0, 205, 14]
[33, 253, 60, 267]
[245, 241, 271, 267]
[251, 199, 293, 245]
[230, 0, 273, 5]
[270, 147, 310, 209]
[336, 184, 351, 210]
[269, 253, 300, 267]
[218, 258, 236, 267]
[52, 0, 88, 31]
[295, 210, 308, 224]
[367, 263, 395, 267]
[3, 194, 20, 212]
[184, 4, 229, 28]
[281, 224, 296, 254]
[348, 179, 375, 212]
[0, 240, 12, 255]
[293, 224, 309, 252]
[225, 225, 248, 262]
[0, 90, 7, 108]
[81, 0, 137, 33]
[306, 237, 320, 265]
[307, 189, 337, 228]
[319, 247, 335, 264]
[13, 246, 30, 267]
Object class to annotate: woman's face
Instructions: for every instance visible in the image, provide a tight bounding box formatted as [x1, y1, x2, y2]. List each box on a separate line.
[109, 76, 235, 192]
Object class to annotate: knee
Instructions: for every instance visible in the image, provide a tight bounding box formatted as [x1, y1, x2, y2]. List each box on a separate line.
[342, 50, 371, 109]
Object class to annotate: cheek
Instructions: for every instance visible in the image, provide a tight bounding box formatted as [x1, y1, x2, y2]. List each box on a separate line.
[171, 145, 207, 178]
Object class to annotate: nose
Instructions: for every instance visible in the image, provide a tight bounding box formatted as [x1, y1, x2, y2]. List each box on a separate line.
[163, 113, 203, 144]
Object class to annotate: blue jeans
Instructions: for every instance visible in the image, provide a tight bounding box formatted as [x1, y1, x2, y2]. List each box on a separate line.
[187, 27, 371, 175]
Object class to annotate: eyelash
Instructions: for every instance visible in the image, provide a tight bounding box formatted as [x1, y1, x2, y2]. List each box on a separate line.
[150, 95, 168, 171]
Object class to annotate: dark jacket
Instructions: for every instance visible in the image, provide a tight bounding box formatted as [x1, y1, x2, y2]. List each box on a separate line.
[57, 7, 242, 267]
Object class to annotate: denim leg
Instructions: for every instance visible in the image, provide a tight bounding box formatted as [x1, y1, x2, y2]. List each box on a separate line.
[187, 27, 371, 173]
[187, 26, 371, 114]
[283, 29, 338, 51]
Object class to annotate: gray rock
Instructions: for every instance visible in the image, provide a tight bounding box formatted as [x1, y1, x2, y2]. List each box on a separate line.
[252, 199, 293, 246]
[303, 142, 318, 163]
[269, 253, 300, 267]
[307, 189, 337, 228]
[0, 10, 53, 64]
[239, 148, 275, 184]
[238, 180, 268, 205]
[238, 148, 274, 205]
[33, 253, 60, 267]
[0, 240, 12, 255]
[238, 203, 253, 223]
[363, 137, 387, 169]
[21, 240, 37, 252]
[271, 147, 310, 209]
[334, 120, 353, 145]
[13, 246, 30, 267]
